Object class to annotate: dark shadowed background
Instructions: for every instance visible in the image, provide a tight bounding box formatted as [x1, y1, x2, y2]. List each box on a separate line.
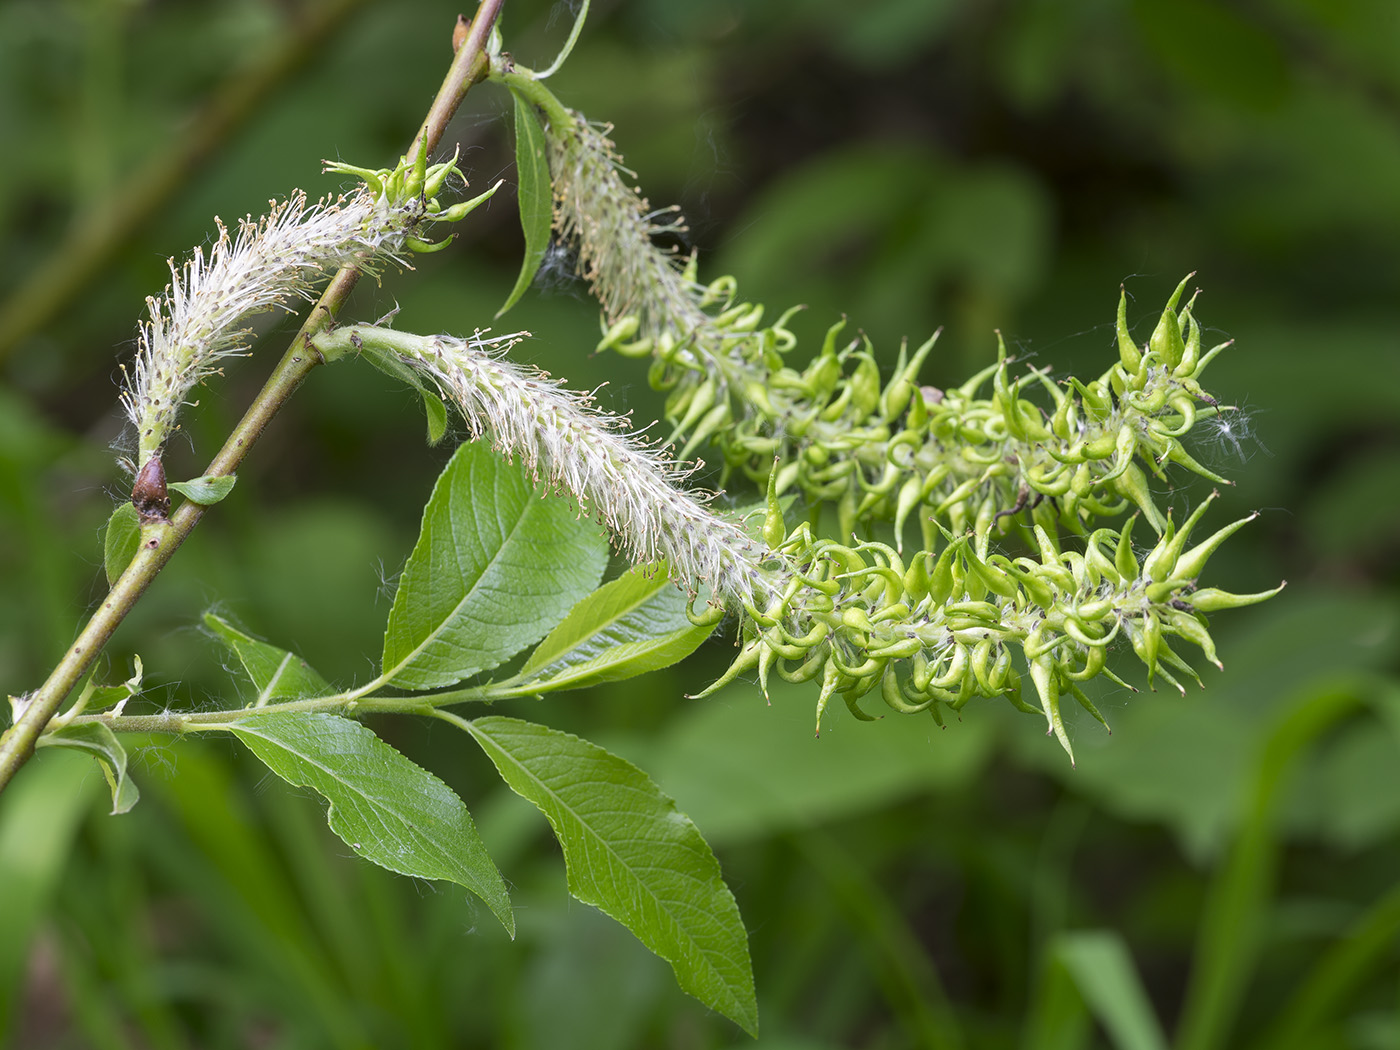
[1, 0, 1397, 1047]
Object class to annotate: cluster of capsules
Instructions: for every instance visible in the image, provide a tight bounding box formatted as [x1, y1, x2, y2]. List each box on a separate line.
[521, 68, 1281, 751]
[696, 477, 1280, 760]
[602, 280, 1283, 757]
[323, 142, 502, 257]
[602, 274, 1232, 549]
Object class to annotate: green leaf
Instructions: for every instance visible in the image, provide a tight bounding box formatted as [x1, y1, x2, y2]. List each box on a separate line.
[422, 388, 449, 446]
[496, 91, 552, 318]
[203, 612, 332, 703]
[354, 339, 450, 446]
[380, 441, 608, 691]
[462, 715, 757, 1035]
[226, 711, 514, 936]
[103, 501, 140, 587]
[168, 473, 237, 504]
[38, 722, 139, 814]
[510, 564, 715, 694]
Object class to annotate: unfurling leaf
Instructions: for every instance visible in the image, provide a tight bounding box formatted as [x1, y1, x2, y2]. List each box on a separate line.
[38, 723, 139, 815]
[353, 338, 451, 446]
[103, 502, 141, 587]
[509, 564, 716, 694]
[203, 612, 332, 704]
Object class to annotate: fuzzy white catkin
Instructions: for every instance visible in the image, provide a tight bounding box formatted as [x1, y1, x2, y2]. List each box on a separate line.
[121, 189, 423, 465]
[393, 329, 785, 606]
[548, 113, 714, 349]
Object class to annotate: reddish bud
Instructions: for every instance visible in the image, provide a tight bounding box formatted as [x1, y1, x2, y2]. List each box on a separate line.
[132, 456, 171, 524]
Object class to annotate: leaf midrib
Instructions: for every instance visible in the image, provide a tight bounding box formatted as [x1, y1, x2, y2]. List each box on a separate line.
[383, 492, 535, 682]
[257, 651, 297, 705]
[522, 587, 659, 679]
[234, 722, 455, 856]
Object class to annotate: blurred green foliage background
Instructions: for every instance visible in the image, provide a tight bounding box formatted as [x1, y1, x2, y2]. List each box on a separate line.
[1, 0, 1398, 1046]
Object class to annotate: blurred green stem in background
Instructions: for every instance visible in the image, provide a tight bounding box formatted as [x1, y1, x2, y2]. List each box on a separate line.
[1176, 679, 1368, 1050]
[0, 0, 373, 366]
[793, 827, 965, 1049]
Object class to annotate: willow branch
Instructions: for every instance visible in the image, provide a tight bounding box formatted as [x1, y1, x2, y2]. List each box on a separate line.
[0, 0, 505, 795]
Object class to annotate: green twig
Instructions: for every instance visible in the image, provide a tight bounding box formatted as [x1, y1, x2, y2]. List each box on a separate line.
[489, 62, 577, 130]
[533, 0, 590, 79]
[49, 674, 506, 738]
[66, 693, 436, 735]
[0, 0, 505, 795]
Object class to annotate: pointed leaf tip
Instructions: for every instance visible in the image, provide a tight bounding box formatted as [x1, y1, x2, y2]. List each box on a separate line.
[462, 716, 758, 1034]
